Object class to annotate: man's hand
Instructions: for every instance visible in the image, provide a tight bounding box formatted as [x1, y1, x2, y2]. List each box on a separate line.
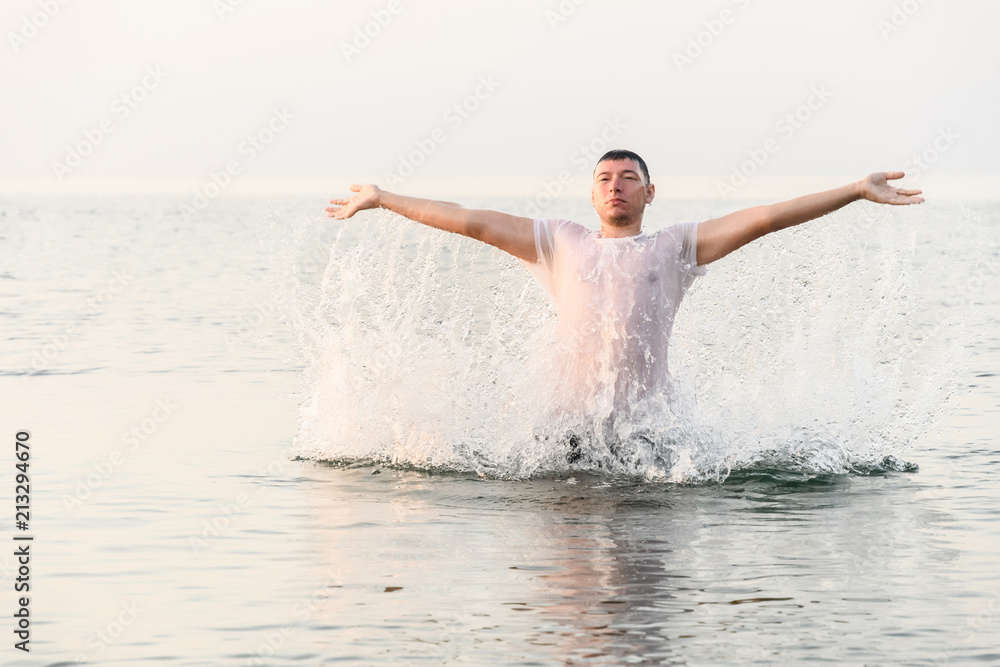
[858, 172, 924, 205]
[325, 184, 382, 219]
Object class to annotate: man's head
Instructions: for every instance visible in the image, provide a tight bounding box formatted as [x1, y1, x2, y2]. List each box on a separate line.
[595, 149, 650, 186]
[591, 149, 655, 234]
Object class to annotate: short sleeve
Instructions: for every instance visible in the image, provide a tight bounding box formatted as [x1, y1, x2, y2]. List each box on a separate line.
[522, 218, 582, 300]
[533, 218, 557, 274]
[521, 219, 555, 299]
[681, 220, 706, 275]
[667, 221, 706, 291]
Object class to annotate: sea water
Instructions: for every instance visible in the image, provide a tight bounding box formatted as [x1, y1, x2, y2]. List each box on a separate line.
[1, 193, 998, 665]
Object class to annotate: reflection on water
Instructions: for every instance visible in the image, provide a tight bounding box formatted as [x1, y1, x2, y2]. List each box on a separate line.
[288, 466, 969, 665]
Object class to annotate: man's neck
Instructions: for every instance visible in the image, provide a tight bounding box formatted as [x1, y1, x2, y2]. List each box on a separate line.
[598, 220, 643, 238]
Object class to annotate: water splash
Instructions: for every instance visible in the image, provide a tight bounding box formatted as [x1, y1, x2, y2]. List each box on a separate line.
[282, 203, 972, 483]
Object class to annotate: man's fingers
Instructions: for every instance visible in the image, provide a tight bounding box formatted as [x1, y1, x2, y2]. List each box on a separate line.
[896, 188, 922, 196]
[325, 203, 354, 219]
[325, 184, 378, 218]
[883, 171, 905, 181]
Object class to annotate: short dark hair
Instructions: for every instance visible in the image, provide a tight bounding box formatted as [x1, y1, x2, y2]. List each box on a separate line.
[595, 149, 650, 186]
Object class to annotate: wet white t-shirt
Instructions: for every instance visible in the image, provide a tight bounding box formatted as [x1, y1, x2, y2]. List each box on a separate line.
[523, 219, 705, 418]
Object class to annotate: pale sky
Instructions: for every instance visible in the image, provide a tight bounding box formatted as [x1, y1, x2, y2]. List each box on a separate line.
[2, 0, 997, 196]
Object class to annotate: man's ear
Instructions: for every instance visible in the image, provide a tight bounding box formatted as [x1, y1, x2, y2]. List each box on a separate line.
[646, 183, 656, 205]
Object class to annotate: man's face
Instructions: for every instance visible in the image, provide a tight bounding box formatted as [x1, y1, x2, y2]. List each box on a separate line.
[590, 158, 654, 227]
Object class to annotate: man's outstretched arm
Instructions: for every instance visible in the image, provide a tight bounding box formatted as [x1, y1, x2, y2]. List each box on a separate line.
[696, 171, 924, 265]
[326, 184, 537, 262]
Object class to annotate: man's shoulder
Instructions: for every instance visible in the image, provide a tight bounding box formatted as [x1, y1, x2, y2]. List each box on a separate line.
[648, 221, 702, 261]
[649, 220, 699, 236]
[649, 222, 704, 275]
[649, 221, 700, 244]
[536, 218, 589, 231]
[536, 218, 593, 242]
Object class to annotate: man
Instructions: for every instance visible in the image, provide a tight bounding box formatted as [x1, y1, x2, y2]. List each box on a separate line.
[326, 150, 923, 467]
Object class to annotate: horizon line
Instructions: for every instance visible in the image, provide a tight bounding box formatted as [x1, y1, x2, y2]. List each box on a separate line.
[2, 174, 998, 201]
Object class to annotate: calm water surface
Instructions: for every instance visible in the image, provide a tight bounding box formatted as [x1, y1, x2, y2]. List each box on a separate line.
[1, 194, 997, 665]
